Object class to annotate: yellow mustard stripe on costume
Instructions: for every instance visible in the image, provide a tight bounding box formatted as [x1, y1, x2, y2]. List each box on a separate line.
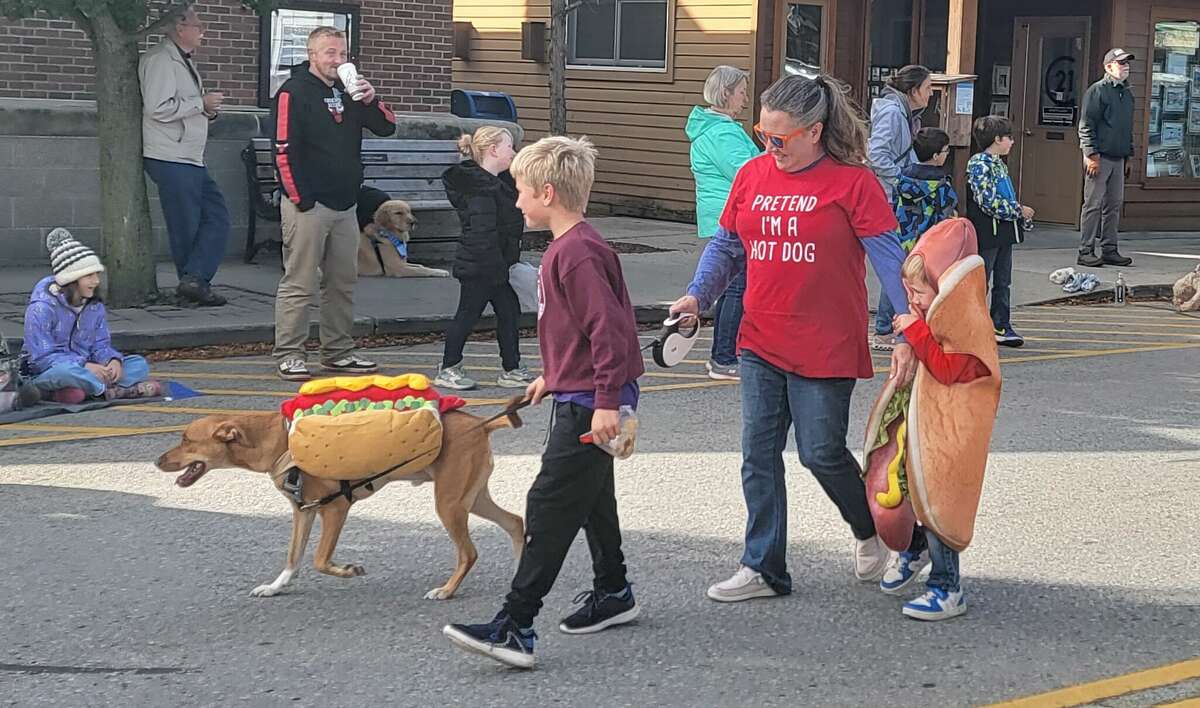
[876, 421, 906, 508]
[298, 373, 431, 396]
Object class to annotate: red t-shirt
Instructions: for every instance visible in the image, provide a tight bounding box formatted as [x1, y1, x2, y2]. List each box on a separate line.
[720, 154, 898, 378]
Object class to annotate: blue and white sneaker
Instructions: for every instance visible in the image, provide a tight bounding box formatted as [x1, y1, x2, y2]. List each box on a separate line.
[994, 326, 1025, 348]
[879, 550, 931, 595]
[443, 611, 537, 669]
[902, 587, 967, 621]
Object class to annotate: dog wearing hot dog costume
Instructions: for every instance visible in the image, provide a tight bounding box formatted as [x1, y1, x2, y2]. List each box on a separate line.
[862, 218, 1002, 619]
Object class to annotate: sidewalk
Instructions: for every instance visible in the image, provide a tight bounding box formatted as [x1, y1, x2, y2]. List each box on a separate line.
[1, 216, 1196, 351]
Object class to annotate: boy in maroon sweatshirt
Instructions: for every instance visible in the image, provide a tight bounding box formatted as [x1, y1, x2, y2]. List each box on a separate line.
[443, 136, 644, 669]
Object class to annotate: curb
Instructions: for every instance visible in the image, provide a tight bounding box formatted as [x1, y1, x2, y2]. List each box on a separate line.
[3, 304, 678, 354]
[1022, 283, 1175, 307]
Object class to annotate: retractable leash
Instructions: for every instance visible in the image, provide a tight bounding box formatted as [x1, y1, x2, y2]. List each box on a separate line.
[641, 313, 702, 368]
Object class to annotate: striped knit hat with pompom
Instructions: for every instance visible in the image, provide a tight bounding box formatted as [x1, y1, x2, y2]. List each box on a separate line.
[47, 227, 105, 286]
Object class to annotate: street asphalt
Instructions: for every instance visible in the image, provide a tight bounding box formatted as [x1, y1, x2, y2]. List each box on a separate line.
[1, 302, 1198, 707]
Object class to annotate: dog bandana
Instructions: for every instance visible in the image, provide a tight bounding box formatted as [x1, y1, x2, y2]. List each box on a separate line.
[377, 227, 408, 259]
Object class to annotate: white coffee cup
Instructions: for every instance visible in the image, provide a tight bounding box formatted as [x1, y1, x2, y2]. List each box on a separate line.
[336, 63, 365, 101]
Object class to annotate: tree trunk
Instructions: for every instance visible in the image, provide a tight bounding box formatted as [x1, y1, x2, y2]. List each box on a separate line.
[91, 11, 157, 307]
[548, 0, 567, 135]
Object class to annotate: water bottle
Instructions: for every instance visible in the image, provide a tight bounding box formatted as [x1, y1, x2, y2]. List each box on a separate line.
[1114, 272, 1128, 307]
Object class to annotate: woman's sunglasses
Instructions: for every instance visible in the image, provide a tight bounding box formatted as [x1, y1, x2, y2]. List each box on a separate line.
[754, 123, 808, 149]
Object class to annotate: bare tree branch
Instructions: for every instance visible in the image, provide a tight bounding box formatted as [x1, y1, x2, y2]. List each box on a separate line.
[70, 7, 95, 40]
[136, 0, 191, 38]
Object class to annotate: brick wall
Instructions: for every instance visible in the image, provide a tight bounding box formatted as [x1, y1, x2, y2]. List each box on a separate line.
[0, 0, 450, 112]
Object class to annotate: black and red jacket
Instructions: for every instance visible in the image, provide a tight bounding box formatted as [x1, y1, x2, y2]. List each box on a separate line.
[271, 62, 395, 211]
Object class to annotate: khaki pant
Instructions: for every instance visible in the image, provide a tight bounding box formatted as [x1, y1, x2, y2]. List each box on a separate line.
[273, 199, 359, 362]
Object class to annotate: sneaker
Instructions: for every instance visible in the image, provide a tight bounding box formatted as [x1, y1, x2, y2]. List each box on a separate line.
[434, 364, 477, 391]
[870, 333, 896, 352]
[1062, 272, 1089, 294]
[1048, 267, 1076, 285]
[443, 611, 537, 669]
[706, 565, 780, 603]
[1077, 254, 1104, 268]
[104, 379, 164, 401]
[176, 277, 227, 307]
[278, 356, 311, 381]
[879, 550, 931, 595]
[321, 355, 377, 374]
[854, 535, 888, 581]
[994, 327, 1025, 348]
[705, 360, 740, 381]
[902, 587, 967, 621]
[1102, 252, 1133, 267]
[558, 585, 640, 634]
[496, 366, 535, 389]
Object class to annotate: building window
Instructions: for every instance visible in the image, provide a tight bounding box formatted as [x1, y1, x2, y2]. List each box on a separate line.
[567, 0, 669, 69]
[782, 2, 826, 78]
[1146, 20, 1200, 182]
[258, 3, 360, 107]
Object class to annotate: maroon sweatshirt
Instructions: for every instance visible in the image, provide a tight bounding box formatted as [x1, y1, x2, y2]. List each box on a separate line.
[537, 221, 645, 409]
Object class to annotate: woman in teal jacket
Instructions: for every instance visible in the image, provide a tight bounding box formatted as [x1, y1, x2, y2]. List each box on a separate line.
[686, 65, 761, 380]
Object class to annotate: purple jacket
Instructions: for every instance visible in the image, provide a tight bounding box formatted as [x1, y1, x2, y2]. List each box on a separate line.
[22, 276, 123, 374]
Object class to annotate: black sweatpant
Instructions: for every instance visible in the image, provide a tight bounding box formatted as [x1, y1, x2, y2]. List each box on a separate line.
[441, 279, 521, 371]
[503, 401, 629, 627]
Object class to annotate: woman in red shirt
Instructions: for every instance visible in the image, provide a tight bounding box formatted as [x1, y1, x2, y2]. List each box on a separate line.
[672, 73, 918, 602]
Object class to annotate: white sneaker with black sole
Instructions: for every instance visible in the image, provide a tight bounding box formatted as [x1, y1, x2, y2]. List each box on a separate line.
[706, 565, 780, 602]
[705, 360, 740, 381]
[277, 356, 311, 381]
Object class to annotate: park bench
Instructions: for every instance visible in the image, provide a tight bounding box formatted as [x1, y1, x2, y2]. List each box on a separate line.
[240, 137, 462, 263]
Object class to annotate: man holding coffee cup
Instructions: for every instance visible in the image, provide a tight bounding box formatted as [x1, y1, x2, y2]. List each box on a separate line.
[140, 4, 231, 307]
[270, 26, 397, 381]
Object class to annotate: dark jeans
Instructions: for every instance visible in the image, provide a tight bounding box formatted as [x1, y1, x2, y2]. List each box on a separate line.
[441, 279, 522, 371]
[906, 525, 961, 592]
[980, 242, 1014, 331]
[143, 158, 230, 285]
[503, 402, 629, 627]
[738, 350, 876, 595]
[711, 271, 746, 366]
[874, 290, 896, 335]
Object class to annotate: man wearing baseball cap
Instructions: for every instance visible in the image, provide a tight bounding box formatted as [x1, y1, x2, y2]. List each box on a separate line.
[1077, 48, 1135, 268]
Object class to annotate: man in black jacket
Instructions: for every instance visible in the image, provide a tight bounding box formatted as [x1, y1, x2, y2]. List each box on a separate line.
[1077, 48, 1135, 268]
[271, 26, 396, 381]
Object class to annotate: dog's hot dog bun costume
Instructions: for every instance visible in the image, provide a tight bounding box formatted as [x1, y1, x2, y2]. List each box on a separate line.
[281, 374, 466, 479]
[863, 218, 1002, 553]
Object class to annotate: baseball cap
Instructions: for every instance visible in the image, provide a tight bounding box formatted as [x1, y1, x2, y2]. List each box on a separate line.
[1104, 48, 1135, 64]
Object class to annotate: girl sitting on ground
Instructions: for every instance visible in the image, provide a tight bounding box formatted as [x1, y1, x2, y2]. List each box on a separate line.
[22, 228, 162, 404]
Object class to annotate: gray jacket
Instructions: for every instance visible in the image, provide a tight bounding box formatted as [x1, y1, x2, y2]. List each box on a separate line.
[868, 86, 921, 199]
[139, 40, 210, 166]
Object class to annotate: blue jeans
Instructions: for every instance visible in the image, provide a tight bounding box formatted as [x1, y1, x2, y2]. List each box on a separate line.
[908, 525, 961, 592]
[980, 242, 1013, 331]
[738, 350, 876, 594]
[31, 355, 151, 398]
[710, 272, 746, 366]
[874, 291, 896, 335]
[143, 158, 230, 285]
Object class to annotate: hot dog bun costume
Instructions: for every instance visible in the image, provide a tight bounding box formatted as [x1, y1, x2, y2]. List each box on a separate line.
[281, 373, 466, 480]
[862, 218, 1001, 553]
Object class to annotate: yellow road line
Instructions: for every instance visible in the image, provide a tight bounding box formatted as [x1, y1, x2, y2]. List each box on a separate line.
[1015, 317, 1200, 330]
[166, 368, 716, 383]
[1002, 343, 1199, 364]
[1015, 326, 1198, 338]
[1023, 335, 1192, 346]
[1157, 698, 1200, 707]
[986, 656, 1200, 708]
[1, 423, 166, 434]
[0, 425, 186, 448]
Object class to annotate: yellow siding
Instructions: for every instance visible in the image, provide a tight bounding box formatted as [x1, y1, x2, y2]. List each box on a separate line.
[453, 0, 758, 218]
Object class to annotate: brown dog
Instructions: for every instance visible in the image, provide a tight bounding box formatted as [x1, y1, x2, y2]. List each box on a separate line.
[357, 199, 450, 278]
[155, 406, 523, 599]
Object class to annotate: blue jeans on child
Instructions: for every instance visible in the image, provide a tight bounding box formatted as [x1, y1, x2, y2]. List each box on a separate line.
[710, 271, 746, 366]
[31, 355, 151, 398]
[738, 350, 877, 595]
[143, 158, 231, 286]
[980, 242, 1013, 331]
[908, 525, 961, 592]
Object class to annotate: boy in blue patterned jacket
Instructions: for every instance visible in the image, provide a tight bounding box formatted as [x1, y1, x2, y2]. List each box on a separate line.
[894, 127, 958, 251]
[966, 116, 1036, 348]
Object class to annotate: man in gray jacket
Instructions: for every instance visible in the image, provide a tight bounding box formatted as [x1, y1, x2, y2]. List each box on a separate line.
[1077, 48, 1135, 268]
[140, 4, 230, 306]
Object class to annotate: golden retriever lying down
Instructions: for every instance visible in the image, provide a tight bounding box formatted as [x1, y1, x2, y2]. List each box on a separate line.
[357, 199, 450, 278]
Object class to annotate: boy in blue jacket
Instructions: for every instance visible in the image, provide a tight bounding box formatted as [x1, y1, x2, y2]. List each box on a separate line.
[895, 128, 958, 250]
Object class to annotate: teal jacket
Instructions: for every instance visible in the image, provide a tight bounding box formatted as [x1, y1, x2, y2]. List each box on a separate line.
[685, 106, 760, 238]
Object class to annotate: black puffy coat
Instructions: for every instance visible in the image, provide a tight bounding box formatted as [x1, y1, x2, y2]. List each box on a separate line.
[442, 161, 524, 284]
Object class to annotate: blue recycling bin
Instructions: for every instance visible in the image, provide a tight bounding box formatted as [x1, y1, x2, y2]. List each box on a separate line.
[450, 89, 518, 123]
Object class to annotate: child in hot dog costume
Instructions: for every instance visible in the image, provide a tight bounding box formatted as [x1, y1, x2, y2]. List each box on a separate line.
[862, 218, 1001, 621]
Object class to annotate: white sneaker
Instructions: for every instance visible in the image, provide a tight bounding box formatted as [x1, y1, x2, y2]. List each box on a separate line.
[434, 364, 477, 391]
[902, 587, 967, 621]
[496, 366, 535, 388]
[854, 535, 888, 581]
[706, 565, 780, 603]
[879, 550, 931, 595]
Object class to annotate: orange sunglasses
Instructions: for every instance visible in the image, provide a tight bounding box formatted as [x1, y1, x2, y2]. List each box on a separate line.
[754, 123, 809, 149]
